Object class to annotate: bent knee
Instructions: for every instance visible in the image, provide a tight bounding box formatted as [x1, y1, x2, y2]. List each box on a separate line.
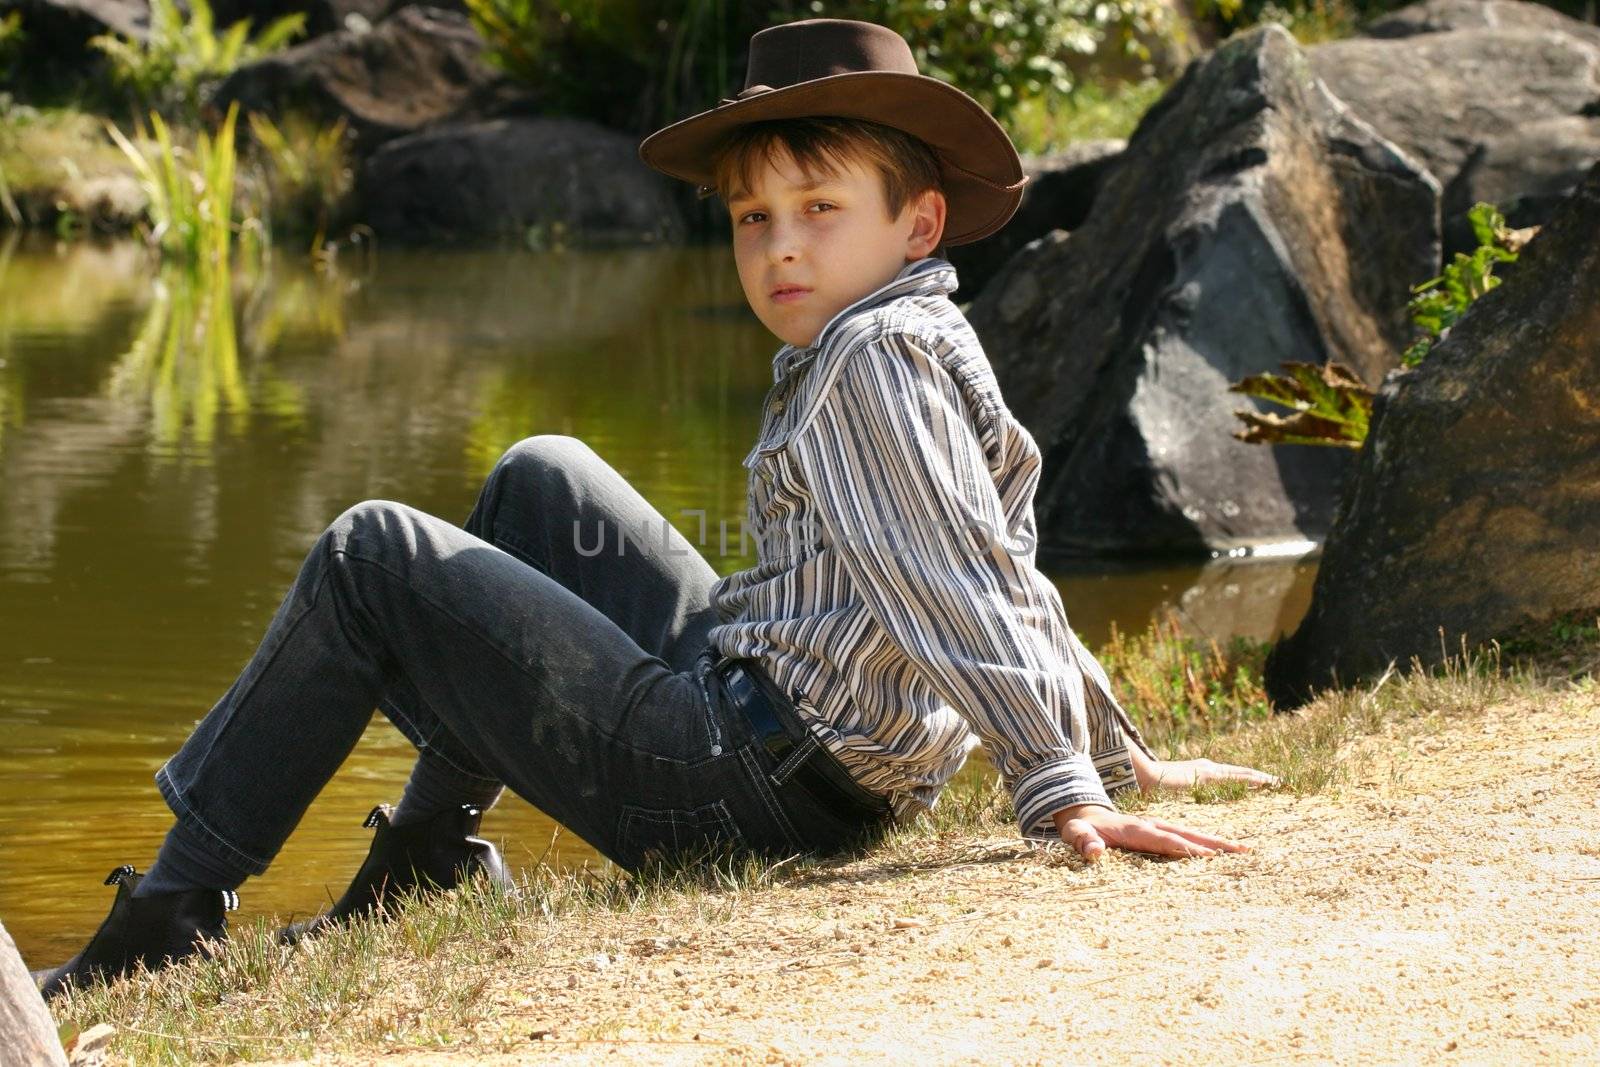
[326, 499, 422, 554]
[499, 434, 595, 471]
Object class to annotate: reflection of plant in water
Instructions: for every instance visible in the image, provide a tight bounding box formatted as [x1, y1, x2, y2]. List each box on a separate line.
[107, 268, 247, 451]
[238, 259, 358, 358]
[105, 265, 313, 452]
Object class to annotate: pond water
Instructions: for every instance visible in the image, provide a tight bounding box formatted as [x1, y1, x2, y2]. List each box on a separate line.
[0, 234, 1315, 963]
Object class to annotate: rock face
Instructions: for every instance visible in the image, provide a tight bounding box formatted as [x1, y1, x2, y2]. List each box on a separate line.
[209, 0, 393, 38]
[360, 117, 685, 246]
[1265, 161, 1600, 706]
[5, 0, 147, 89]
[210, 6, 526, 154]
[966, 25, 1439, 558]
[948, 140, 1125, 303]
[1362, 0, 1600, 46]
[1310, 2, 1600, 255]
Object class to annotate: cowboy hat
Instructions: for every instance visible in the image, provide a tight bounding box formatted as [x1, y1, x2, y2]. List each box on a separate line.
[637, 18, 1027, 246]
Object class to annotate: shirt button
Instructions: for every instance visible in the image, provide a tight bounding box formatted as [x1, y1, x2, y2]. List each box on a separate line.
[769, 399, 786, 415]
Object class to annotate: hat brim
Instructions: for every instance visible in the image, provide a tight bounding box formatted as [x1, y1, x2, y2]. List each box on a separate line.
[638, 71, 1026, 246]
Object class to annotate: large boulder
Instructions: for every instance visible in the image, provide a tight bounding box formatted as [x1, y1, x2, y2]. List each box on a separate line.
[1362, 0, 1600, 47]
[359, 117, 685, 246]
[966, 25, 1440, 558]
[948, 140, 1125, 303]
[1310, 4, 1600, 255]
[210, 5, 526, 155]
[1264, 161, 1600, 706]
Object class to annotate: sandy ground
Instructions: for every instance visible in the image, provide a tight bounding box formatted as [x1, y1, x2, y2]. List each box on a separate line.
[290, 690, 1600, 1066]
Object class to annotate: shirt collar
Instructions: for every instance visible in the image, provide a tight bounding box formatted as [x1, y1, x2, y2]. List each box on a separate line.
[770, 257, 959, 381]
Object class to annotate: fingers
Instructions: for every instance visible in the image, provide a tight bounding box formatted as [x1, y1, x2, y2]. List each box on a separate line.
[1119, 823, 1220, 859]
[1220, 763, 1281, 788]
[1144, 818, 1250, 853]
[1059, 817, 1107, 863]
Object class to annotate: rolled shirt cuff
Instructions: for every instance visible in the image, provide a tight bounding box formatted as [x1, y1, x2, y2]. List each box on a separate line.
[1010, 754, 1115, 841]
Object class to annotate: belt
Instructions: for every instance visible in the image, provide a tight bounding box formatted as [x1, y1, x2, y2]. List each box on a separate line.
[710, 654, 891, 828]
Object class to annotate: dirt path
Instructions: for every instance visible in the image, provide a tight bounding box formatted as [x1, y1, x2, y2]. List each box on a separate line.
[310, 690, 1599, 1066]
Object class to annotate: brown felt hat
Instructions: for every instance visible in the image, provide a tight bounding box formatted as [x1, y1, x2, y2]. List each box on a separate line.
[638, 18, 1028, 246]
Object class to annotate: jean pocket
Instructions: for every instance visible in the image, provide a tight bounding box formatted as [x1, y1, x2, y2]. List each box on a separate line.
[615, 799, 744, 871]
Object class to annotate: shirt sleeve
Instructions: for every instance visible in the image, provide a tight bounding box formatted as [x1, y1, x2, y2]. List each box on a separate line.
[787, 330, 1121, 839]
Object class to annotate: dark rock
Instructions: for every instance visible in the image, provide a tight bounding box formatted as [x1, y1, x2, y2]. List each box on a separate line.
[209, 6, 526, 155]
[1264, 161, 1600, 706]
[1310, 17, 1600, 256]
[966, 26, 1439, 558]
[4, 0, 146, 89]
[208, 0, 392, 39]
[948, 140, 1125, 303]
[1362, 0, 1600, 49]
[359, 117, 685, 247]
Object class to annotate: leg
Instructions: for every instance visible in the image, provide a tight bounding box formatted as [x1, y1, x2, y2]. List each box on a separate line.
[383, 435, 724, 824]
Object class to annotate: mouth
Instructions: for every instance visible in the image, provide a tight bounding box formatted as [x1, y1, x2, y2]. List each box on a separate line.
[769, 285, 812, 304]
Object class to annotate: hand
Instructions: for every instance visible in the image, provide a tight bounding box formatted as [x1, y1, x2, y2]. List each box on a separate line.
[1051, 803, 1249, 864]
[1132, 753, 1279, 794]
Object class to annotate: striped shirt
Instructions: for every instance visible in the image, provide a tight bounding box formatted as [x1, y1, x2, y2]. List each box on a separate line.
[707, 257, 1154, 839]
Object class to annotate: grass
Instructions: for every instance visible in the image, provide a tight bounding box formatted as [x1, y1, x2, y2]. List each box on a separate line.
[48, 615, 1592, 1064]
[0, 104, 141, 230]
[106, 102, 247, 267]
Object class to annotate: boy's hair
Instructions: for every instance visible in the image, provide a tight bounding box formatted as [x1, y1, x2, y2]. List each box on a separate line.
[709, 116, 944, 224]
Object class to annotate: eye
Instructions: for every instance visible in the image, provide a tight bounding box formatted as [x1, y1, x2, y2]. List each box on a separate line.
[737, 211, 766, 225]
[809, 202, 837, 213]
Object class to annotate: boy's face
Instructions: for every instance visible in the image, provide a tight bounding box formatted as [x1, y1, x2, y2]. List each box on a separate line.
[727, 144, 946, 349]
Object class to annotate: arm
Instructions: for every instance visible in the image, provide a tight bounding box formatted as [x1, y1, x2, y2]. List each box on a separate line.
[790, 331, 1111, 836]
[788, 333, 1264, 857]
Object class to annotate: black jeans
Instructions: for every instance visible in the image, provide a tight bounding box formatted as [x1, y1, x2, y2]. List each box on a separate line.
[156, 435, 888, 874]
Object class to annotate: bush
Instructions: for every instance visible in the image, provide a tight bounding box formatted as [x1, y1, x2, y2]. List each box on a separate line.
[91, 0, 305, 116]
[823, 0, 1181, 127]
[465, 0, 1185, 138]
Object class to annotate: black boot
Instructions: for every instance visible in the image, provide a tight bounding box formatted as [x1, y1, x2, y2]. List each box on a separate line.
[31, 865, 236, 1000]
[280, 803, 511, 944]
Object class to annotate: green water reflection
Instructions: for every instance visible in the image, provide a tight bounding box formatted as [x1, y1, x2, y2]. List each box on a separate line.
[0, 236, 1314, 964]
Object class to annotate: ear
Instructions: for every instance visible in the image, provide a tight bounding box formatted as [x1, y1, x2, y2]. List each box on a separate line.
[904, 188, 947, 260]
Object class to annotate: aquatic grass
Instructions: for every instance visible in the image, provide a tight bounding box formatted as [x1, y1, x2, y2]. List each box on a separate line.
[106, 103, 247, 267]
[244, 111, 353, 247]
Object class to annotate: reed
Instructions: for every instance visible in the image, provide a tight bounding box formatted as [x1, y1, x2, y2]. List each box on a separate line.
[106, 102, 247, 268]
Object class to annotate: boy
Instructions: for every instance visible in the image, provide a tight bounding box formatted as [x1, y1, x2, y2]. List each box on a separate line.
[33, 17, 1274, 998]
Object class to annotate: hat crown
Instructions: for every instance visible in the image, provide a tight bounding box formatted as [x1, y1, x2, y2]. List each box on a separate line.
[744, 19, 918, 91]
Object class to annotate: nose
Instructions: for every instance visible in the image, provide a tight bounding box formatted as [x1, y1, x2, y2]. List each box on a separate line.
[766, 217, 801, 264]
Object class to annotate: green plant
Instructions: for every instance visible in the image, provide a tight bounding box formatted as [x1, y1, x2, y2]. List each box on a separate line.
[1006, 74, 1168, 152]
[245, 111, 353, 243]
[90, 0, 305, 115]
[826, 0, 1180, 127]
[0, 12, 24, 84]
[106, 102, 251, 266]
[1194, 0, 1380, 44]
[1229, 359, 1373, 449]
[464, 1, 1183, 139]
[1400, 202, 1534, 367]
[1098, 608, 1274, 747]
